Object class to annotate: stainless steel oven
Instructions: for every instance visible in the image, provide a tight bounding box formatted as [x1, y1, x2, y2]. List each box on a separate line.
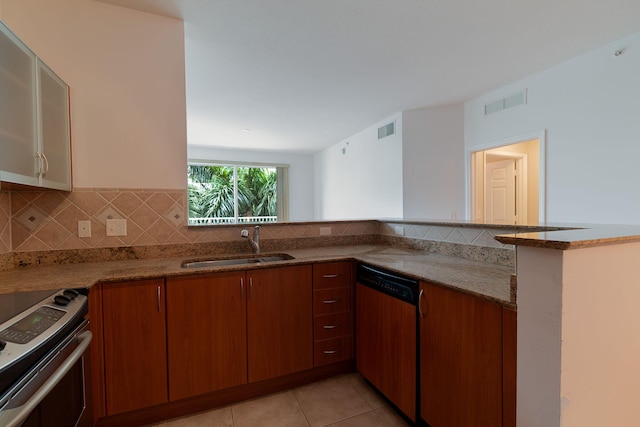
[0, 288, 92, 427]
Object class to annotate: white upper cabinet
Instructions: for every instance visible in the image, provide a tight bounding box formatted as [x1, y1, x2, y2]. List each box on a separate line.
[37, 59, 71, 190]
[0, 20, 71, 190]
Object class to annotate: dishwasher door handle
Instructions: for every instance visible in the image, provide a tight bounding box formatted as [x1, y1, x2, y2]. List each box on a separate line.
[418, 288, 425, 318]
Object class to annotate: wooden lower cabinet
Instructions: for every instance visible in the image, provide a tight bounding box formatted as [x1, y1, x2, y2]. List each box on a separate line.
[356, 283, 416, 420]
[166, 272, 247, 401]
[503, 307, 517, 427]
[312, 261, 354, 367]
[247, 265, 313, 382]
[101, 279, 168, 416]
[419, 281, 503, 427]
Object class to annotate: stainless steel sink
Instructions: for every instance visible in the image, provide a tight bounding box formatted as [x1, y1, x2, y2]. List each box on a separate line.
[180, 253, 294, 268]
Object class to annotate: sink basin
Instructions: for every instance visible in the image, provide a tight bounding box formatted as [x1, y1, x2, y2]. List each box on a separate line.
[180, 253, 294, 269]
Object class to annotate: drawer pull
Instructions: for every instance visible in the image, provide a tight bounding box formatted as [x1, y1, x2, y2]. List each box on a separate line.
[323, 349, 340, 354]
[322, 274, 340, 278]
[323, 324, 342, 329]
[322, 299, 341, 304]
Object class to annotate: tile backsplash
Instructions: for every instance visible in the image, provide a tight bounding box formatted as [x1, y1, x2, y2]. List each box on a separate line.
[0, 191, 10, 254]
[2, 188, 377, 254]
[378, 222, 514, 249]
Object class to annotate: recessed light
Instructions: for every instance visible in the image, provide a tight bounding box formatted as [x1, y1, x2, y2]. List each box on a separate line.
[242, 128, 251, 133]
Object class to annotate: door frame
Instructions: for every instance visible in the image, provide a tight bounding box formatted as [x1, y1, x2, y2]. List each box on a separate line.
[465, 130, 546, 223]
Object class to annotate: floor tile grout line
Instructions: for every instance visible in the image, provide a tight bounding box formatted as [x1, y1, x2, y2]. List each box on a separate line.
[290, 386, 312, 427]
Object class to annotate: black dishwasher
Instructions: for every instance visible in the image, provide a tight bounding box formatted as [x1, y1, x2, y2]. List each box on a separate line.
[355, 263, 418, 423]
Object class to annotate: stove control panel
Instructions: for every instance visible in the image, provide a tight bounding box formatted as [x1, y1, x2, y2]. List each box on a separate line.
[0, 306, 66, 344]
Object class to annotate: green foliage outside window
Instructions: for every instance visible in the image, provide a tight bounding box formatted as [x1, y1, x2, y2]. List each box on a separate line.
[188, 164, 277, 222]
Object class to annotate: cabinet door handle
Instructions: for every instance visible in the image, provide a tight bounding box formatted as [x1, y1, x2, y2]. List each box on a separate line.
[41, 152, 49, 176]
[322, 299, 341, 304]
[240, 278, 244, 299]
[323, 324, 341, 329]
[323, 349, 340, 354]
[418, 288, 425, 318]
[322, 274, 340, 278]
[35, 153, 43, 177]
[249, 277, 253, 299]
[157, 285, 161, 313]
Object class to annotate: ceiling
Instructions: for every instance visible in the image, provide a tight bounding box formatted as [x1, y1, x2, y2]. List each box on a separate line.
[95, 0, 640, 153]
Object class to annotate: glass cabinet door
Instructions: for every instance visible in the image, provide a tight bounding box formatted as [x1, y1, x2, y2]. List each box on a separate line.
[38, 59, 71, 190]
[0, 21, 39, 186]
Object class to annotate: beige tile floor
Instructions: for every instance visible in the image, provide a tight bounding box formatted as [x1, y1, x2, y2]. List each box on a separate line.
[152, 373, 410, 427]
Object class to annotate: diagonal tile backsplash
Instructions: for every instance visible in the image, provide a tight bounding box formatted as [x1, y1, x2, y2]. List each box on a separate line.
[0, 191, 10, 254]
[10, 189, 189, 251]
[4, 188, 379, 254]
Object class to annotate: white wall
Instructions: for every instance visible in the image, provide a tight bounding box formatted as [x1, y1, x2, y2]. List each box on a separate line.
[314, 113, 403, 220]
[465, 32, 640, 225]
[188, 146, 315, 222]
[402, 105, 465, 220]
[1, 0, 187, 189]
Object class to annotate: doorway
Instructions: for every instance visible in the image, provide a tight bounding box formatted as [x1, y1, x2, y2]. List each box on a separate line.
[469, 134, 544, 225]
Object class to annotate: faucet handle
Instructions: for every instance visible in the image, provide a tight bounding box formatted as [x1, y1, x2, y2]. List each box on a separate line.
[240, 229, 249, 237]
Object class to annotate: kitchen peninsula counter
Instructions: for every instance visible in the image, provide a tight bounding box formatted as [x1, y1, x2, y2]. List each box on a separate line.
[0, 244, 514, 305]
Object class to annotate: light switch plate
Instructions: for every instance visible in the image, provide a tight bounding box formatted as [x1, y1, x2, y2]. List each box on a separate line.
[319, 226, 332, 236]
[106, 219, 127, 236]
[78, 220, 91, 238]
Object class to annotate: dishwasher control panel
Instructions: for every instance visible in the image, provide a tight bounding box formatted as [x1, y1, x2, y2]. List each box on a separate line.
[356, 263, 418, 305]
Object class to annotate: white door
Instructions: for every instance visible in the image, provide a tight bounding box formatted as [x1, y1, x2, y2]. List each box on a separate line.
[485, 159, 516, 224]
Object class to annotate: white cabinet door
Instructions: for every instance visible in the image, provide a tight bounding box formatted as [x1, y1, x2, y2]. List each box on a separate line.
[0, 20, 71, 190]
[0, 21, 39, 187]
[38, 59, 71, 190]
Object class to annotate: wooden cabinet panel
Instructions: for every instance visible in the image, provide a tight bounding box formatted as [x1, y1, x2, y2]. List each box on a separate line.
[356, 283, 416, 420]
[166, 273, 247, 401]
[247, 265, 313, 382]
[420, 282, 502, 427]
[313, 311, 352, 341]
[102, 279, 168, 415]
[503, 307, 517, 427]
[313, 287, 351, 315]
[313, 261, 352, 289]
[314, 336, 353, 366]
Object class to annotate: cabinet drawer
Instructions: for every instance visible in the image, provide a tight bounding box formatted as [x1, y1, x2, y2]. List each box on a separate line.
[314, 287, 351, 315]
[314, 336, 353, 366]
[313, 262, 352, 289]
[314, 312, 352, 341]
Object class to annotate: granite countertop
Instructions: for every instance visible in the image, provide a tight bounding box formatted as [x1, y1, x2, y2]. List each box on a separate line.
[495, 224, 640, 249]
[0, 245, 514, 306]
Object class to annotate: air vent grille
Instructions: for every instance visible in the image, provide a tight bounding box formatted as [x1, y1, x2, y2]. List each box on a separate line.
[378, 122, 395, 139]
[484, 89, 527, 115]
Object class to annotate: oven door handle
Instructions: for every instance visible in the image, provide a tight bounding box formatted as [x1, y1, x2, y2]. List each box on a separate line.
[1, 330, 92, 427]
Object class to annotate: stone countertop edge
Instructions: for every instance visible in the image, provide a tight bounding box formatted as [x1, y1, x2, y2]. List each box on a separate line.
[0, 245, 514, 307]
[495, 224, 640, 250]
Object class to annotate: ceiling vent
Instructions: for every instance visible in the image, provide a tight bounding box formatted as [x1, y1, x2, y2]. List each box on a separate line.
[378, 121, 395, 139]
[484, 89, 527, 115]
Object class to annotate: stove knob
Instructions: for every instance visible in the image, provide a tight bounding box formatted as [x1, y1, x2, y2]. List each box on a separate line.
[0, 339, 6, 351]
[54, 295, 71, 306]
[63, 289, 79, 299]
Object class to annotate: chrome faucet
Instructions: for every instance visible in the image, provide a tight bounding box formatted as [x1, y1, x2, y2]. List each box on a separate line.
[241, 226, 260, 254]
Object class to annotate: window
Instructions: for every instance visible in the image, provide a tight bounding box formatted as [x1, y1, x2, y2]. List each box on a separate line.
[187, 162, 289, 225]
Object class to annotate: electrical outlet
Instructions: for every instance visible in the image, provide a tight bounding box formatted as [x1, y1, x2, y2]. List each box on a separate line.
[394, 226, 405, 236]
[106, 219, 127, 236]
[319, 226, 332, 236]
[78, 220, 91, 238]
